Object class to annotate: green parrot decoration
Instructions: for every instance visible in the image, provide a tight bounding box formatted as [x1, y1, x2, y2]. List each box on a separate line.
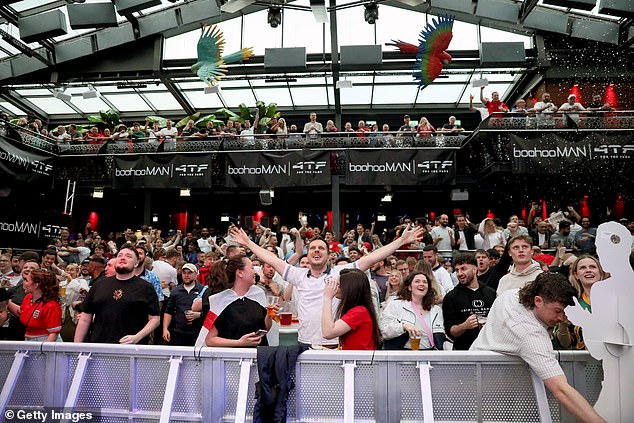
[191, 25, 254, 86]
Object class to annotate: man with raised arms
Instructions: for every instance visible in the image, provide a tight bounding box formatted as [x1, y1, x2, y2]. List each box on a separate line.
[228, 225, 423, 347]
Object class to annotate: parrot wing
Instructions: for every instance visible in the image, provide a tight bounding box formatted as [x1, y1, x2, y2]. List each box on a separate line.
[192, 25, 227, 85]
[222, 47, 255, 65]
[385, 39, 419, 55]
[413, 15, 455, 89]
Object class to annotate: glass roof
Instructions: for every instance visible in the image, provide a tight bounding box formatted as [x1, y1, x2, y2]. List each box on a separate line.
[4, 0, 622, 122]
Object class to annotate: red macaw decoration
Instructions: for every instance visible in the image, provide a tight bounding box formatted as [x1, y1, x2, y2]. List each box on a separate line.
[387, 15, 454, 90]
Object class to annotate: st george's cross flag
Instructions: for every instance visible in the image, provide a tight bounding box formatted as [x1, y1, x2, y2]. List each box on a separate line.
[194, 286, 267, 347]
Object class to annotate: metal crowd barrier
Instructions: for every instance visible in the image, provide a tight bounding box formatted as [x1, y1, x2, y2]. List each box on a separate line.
[2, 121, 469, 156]
[481, 110, 634, 131]
[0, 342, 602, 422]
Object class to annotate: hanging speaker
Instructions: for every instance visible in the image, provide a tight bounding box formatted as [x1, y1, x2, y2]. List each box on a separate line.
[259, 189, 272, 206]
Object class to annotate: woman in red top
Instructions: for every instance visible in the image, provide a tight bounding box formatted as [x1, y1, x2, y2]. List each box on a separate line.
[416, 117, 435, 137]
[322, 269, 380, 350]
[8, 269, 62, 341]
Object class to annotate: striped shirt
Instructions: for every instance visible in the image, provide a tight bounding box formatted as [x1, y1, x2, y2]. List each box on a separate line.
[470, 289, 563, 380]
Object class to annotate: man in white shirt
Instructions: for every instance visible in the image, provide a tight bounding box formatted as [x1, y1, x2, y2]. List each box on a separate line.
[471, 273, 606, 423]
[430, 214, 453, 256]
[197, 228, 216, 254]
[228, 225, 424, 346]
[151, 248, 179, 300]
[158, 119, 178, 139]
[422, 245, 455, 296]
[303, 112, 323, 137]
[558, 94, 585, 124]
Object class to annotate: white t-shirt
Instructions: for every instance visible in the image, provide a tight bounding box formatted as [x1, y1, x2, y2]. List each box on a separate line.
[282, 262, 357, 345]
[158, 127, 178, 139]
[431, 226, 452, 252]
[558, 102, 585, 122]
[534, 101, 558, 114]
[432, 265, 454, 296]
[197, 237, 213, 253]
[151, 260, 178, 297]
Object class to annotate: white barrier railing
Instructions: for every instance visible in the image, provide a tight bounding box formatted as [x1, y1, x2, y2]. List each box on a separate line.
[0, 342, 602, 423]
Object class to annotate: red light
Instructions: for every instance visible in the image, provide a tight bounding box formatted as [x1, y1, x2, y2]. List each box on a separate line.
[605, 84, 618, 109]
[571, 85, 582, 104]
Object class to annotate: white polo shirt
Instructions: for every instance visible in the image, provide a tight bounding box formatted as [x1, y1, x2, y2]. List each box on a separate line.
[282, 262, 357, 345]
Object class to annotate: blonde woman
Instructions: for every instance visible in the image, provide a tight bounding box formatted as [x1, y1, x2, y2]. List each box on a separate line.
[383, 270, 403, 306]
[478, 217, 506, 250]
[60, 263, 90, 341]
[417, 117, 435, 137]
[551, 255, 608, 349]
[276, 118, 288, 137]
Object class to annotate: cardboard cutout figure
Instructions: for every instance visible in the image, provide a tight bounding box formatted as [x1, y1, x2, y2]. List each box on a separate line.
[567, 221, 633, 422]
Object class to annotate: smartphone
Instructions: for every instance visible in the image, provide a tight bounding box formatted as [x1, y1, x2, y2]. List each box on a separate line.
[255, 329, 268, 337]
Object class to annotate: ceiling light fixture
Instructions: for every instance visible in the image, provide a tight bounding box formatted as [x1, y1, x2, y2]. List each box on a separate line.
[268, 6, 282, 28]
[92, 187, 104, 198]
[117, 82, 148, 89]
[180, 188, 191, 197]
[53, 89, 72, 102]
[381, 193, 393, 202]
[82, 84, 99, 99]
[364, 2, 379, 24]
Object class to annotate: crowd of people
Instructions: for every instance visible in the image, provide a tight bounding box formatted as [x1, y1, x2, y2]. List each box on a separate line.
[1, 205, 632, 421]
[4, 87, 620, 152]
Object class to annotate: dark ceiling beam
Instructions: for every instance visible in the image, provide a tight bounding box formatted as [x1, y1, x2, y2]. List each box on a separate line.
[160, 76, 196, 116]
[0, 5, 56, 55]
[519, 0, 540, 24]
[0, 89, 47, 121]
[619, 18, 634, 49]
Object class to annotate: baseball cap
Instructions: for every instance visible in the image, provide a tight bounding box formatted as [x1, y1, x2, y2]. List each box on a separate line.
[403, 114, 410, 118]
[568, 94, 576, 99]
[182, 263, 198, 274]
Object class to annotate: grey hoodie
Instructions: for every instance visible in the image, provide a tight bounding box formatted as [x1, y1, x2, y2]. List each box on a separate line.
[496, 261, 543, 295]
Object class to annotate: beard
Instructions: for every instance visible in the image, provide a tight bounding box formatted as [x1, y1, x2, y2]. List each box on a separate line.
[115, 263, 135, 274]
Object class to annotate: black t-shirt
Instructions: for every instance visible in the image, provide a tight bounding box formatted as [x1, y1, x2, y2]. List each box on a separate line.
[82, 275, 160, 344]
[214, 297, 268, 346]
[442, 283, 497, 350]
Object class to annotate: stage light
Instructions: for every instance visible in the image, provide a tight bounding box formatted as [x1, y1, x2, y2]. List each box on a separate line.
[381, 193, 392, 202]
[53, 89, 72, 102]
[364, 2, 379, 24]
[268, 7, 282, 28]
[82, 85, 98, 99]
[377, 213, 386, 222]
[92, 188, 104, 198]
[220, 214, 230, 222]
[180, 188, 191, 197]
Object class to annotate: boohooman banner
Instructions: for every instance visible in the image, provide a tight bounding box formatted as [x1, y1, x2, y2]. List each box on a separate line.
[225, 150, 331, 188]
[345, 149, 456, 185]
